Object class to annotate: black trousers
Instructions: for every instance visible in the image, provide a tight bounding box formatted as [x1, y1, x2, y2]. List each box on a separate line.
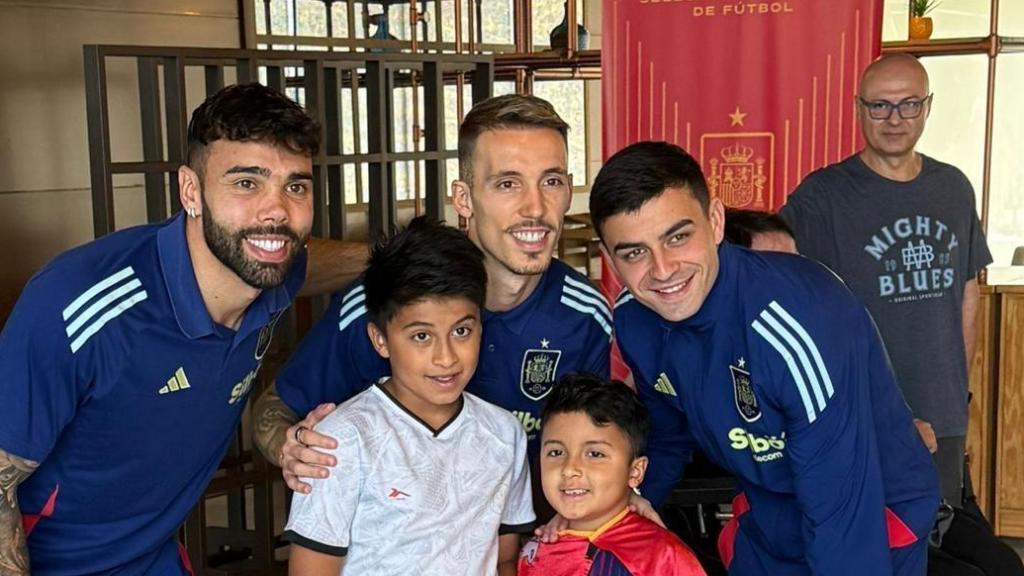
[927, 500, 1024, 576]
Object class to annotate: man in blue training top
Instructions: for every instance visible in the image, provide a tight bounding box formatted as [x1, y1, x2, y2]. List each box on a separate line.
[251, 95, 612, 510]
[0, 83, 320, 575]
[588, 141, 939, 575]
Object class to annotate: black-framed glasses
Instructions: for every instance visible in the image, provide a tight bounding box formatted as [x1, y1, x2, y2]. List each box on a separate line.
[857, 94, 933, 120]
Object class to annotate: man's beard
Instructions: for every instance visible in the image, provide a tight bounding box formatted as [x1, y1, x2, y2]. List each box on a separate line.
[496, 222, 556, 277]
[201, 202, 307, 290]
[498, 252, 548, 277]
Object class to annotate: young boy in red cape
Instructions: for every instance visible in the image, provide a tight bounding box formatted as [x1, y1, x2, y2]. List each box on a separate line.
[518, 374, 706, 576]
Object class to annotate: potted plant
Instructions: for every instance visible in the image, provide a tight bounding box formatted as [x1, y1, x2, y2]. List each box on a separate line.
[910, 0, 940, 41]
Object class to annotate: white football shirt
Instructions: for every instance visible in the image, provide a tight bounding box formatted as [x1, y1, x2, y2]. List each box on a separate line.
[284, 384, 535, 575]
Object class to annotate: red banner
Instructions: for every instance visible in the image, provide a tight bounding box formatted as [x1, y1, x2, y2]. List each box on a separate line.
[600, 0, 883, 379]
[601, 0, 883, 210]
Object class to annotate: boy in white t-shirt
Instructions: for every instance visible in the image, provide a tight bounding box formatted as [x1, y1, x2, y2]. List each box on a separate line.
[283, 216, 535, 576]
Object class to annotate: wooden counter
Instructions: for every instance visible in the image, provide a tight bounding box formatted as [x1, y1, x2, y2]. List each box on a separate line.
[994, 286, 1024, 536]
[967, 284, 1024, 536]
[967, 287, 997, 519]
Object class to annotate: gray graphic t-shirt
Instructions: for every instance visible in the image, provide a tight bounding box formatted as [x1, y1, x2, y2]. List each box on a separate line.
[780, 154, 992, 437]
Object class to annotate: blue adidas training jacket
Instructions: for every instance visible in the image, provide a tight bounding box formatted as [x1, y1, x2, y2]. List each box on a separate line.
[615, 242, 939, 575]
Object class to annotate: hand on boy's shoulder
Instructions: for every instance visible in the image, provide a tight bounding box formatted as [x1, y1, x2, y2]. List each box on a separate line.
[519, 513, 708, 576]
[534, 513, 568, 543]
[282, 402, 339, 494]
[627, 493, 665, 528]
[531, 500, 661, 545]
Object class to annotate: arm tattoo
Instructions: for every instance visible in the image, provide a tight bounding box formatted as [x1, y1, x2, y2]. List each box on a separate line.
[0, 449, 38, 575]
[252, 382, 299, 466]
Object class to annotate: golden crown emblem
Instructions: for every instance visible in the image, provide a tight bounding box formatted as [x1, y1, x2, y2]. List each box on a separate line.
[720, 143, 755, 164]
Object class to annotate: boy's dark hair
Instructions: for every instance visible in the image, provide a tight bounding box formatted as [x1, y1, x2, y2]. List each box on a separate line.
[589, 141, 709, 239]
[541, 374, 649, 459]
[724, 208, 795, 248]
[458, 94, 569, 184]
[187, 83, 320, 178]
[363, 216, 487, 330]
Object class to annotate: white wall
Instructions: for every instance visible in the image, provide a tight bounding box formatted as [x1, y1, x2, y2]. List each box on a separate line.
[0, 0, 239, 320]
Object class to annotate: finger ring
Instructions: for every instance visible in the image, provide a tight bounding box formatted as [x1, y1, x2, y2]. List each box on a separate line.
[294, 426, 308, 447]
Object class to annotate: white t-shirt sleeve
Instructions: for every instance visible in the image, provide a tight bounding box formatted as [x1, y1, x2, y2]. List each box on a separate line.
[283, 419, 362, 556]
[499, 424, 536, 533]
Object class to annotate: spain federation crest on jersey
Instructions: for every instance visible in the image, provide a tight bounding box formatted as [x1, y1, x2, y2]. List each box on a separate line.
[731, 360, 761, 423]
[254, 311, 285, 361]
[520, 347, 562, 401]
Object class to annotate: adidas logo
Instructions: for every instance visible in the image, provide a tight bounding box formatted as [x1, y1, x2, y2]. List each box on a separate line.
[159, 367, 191, 395]
[653, 373, 677, 397]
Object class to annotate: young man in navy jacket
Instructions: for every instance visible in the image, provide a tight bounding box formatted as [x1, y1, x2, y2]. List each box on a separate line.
[590, 141, 939, 576]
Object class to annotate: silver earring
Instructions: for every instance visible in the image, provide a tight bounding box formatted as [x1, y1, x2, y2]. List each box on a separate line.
[632, 485, 641, 496]
[186, 207, 196, 218]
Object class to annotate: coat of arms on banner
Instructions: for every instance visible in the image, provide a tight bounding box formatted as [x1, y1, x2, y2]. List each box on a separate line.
[708, 144, 767, 207]
[701, 133, 775, 211]
[730, 362, 761, 423]
[520, 348, 562, 401]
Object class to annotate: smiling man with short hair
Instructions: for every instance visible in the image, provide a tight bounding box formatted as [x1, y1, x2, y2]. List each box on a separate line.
[591, 140, 940, 576]
[781, 54, 992, 507]
[252, 95, 612, 522]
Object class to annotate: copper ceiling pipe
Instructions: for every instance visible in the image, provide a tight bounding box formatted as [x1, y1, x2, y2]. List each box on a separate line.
[567, 0, 577, 58]
[979, 0, 999, 247]
[513, 0, 524, 52]
[468, 0, 478, 53]
[524, 0, 534, 54]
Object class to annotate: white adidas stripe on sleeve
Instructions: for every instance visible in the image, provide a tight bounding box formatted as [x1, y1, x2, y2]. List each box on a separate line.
[751, 300, 835, 424]
[561, 284, 612, 324]
[337, 286, 368, 332]
[63, 267, 148, 354]
[559, 295, 613, 338]
[563, 275, 607, 304]
[614, 292, 634, 308]
[63, 266, 135, 320]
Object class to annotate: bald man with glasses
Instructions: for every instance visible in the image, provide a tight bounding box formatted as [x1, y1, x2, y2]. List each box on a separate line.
[780, 54, 991, 510]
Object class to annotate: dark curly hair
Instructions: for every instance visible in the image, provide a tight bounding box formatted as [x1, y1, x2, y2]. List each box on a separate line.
[541, 374, 649, 459]
[590, 141, 709, 240]
[186, 83, 320, 179]
[363, 216, 487, 331]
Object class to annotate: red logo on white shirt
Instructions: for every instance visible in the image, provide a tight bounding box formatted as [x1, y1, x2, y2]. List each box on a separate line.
[387, 488, 410, 500]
